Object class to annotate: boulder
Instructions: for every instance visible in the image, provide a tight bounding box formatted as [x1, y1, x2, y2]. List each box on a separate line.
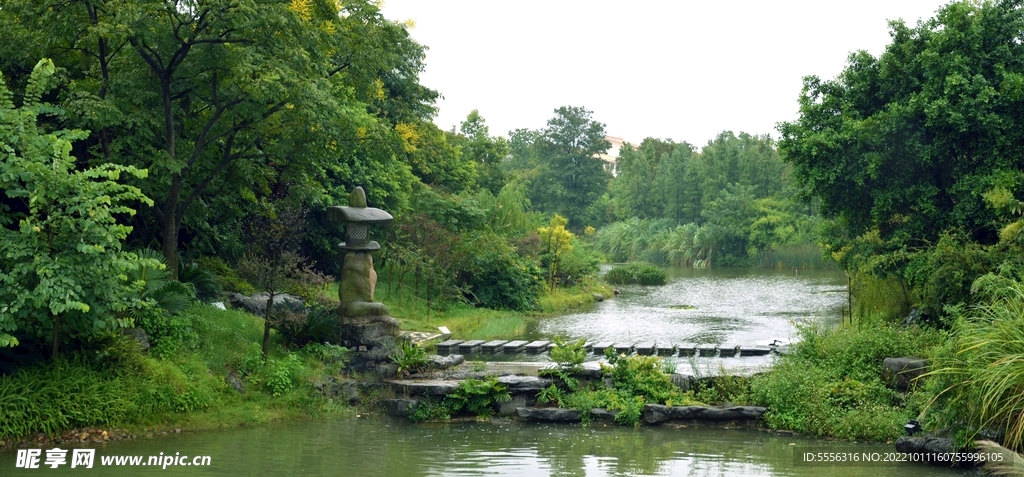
[593, 294, 604, 302]
[228, 292, 305, 316]
[120, 328, 150, 353]
[499, 395, 531, 416]
[516, 407, 582, 422]
[428, 354, 465, 369]
[895, 435, 980, 466]
[668, 374, 691, 392]
[883, 357, 929, 391]
[339, 316, 399, 346]
[642, 404, 765, 424]
[389, 380, 460, 396]
[225, 372, 245, 394]
[496, 375, 552, 393]
[313, 376, 360, 403]
[382, 399, 418, 417]
[589, 408, 619, 422]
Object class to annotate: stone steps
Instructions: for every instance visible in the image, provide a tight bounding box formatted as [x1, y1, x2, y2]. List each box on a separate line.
[434, 338, 783, 358]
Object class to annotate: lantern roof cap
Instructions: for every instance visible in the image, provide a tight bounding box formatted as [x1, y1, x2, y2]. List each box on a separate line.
[327, 187, 393, 223]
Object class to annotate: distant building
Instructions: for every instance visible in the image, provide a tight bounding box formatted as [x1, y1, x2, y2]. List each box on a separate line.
[595, 136, 633, 176]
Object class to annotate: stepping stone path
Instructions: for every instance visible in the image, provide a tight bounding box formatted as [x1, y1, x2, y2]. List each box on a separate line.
[430, 337, 789, 358]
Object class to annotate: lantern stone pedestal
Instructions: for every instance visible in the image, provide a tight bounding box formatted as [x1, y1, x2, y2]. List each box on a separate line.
[328, 187, 399, 374]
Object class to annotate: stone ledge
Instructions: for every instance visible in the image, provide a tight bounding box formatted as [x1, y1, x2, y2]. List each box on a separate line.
[642, 404, 766, 424]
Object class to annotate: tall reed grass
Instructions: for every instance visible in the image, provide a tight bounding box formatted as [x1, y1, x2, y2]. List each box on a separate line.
[753, 243, 834, 270]
[925, 277, 1024, 451]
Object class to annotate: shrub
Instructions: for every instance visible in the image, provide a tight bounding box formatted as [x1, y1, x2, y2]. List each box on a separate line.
[748, 323, 943, 440]
[604, 262, 667, 286]
[262, 353, 305, 397]
[0, 59, 152, 355]
[548, 337, 586, 373]
[456, 232, 544, 311]
[388, 341, 430, 377]
[274, 306, 339, 349]
[407, 378, 511, 421]
[195, 256, 256, 295]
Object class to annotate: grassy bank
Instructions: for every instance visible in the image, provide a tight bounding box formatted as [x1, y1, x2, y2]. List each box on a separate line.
[375, 280, 613, 340]
[0, 304, 353, 447]
[748, 322, 944, 440]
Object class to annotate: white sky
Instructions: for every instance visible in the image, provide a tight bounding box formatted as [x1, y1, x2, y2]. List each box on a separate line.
[380, 0, 952, 147]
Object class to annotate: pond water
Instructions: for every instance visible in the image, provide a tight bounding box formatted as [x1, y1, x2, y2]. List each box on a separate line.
[537, 266, 850, 347]
[1, 418, 978, 476]
[3, 267, 975, 476]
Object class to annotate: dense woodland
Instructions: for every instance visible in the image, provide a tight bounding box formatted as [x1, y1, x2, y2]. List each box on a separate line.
[3, 0, 1024, 452]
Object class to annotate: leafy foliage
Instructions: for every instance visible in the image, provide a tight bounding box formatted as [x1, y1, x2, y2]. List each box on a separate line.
[0, 59, 153, 356]
[778, 0, 1024, 264]
[388, 341, 430, 377]
[262, 354, 305, 397]
[525, 106, 612, 228]
[407, 378, 511, 421]
[749, 323, 944, 440]
[274, 306, 340, 349]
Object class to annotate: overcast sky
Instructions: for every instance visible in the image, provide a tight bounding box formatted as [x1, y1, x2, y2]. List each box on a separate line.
[379, 0, 952, 147]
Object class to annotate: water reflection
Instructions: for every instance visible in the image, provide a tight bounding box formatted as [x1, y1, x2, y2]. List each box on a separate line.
[0, 419, 976, 476]
[538, 267, 849, 347]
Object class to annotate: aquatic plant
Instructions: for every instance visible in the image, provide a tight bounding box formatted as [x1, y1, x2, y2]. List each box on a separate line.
[604, 262, 666, 286]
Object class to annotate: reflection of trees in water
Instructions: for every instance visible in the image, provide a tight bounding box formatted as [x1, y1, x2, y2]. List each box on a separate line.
[93, 419, 967, 477]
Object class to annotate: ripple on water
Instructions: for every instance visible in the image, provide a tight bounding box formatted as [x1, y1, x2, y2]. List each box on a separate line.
[540, 267, 848, 346]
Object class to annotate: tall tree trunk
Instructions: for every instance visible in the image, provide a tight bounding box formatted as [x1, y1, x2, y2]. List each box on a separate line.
[262, 294, 274, 361]
[161, 195, 180, 280]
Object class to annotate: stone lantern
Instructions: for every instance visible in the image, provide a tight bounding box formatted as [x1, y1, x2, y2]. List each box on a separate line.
[327, 187, 393, 318]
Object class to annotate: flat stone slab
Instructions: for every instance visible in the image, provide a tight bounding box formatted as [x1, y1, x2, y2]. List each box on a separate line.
[592, 342, 615, 354]
[502, 340, 529, 353]
[495, 375, 552, 392]
[388, 380, 459, 396]
[435, 339, 464, 355]
[427, 354, 464, 369]
[524, 340, 550, 354]
[656, 345, 676, 357]
[613, 343, 633, 354]
[738, 346, 771, 357]
[697, 346, 718, 357]
[643, 404, 766, 424]
[720, 345, 739, 358]
[480, 340, 509, 353]
[677, 345, 696, 357]
[581, 341, 594, 352]
[398, 331, 443, 345]
[589, 408, 619, 422]
[516, 407, 582, 422]
[634, 343, 656, 355]
[458, 340, 486, 353]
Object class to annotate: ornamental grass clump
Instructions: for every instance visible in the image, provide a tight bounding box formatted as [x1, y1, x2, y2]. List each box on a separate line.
[604, 263, 666, 286]
[924, 273, 1024, 451]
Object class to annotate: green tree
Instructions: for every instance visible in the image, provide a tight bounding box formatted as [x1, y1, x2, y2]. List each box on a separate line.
[455, 110, 510, 195]
[538, 214, 575, 286]
[530, 106, 611, 228]
[0, 0, 434, 276]
[0, 59, 153, 357]
[778, 0, 1024, 251]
